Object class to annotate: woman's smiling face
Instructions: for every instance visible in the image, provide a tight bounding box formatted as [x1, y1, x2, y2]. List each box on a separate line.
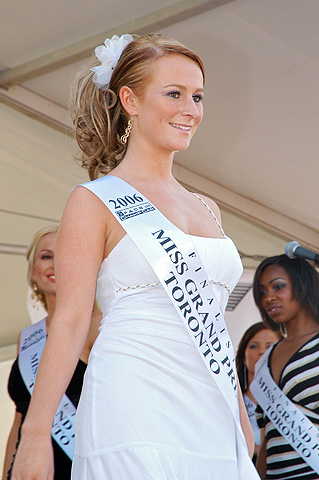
[131, 53, 204, 155]
[31, 232, 57, 298]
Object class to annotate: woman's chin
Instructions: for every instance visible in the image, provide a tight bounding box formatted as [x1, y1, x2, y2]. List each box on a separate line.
[170, 141, 191, 153]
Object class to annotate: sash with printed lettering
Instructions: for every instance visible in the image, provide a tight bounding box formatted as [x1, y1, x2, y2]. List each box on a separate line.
[80, 175, 260, 479]
[19, 318, 76, 459]
[250, 347, 319, 474]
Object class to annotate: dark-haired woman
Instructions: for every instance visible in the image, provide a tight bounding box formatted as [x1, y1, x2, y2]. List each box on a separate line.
[252, 254, 319, 479]
[236, 323, 280, 462]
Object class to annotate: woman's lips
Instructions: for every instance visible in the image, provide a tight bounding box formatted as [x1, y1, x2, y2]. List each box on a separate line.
[267, 305, 281, 316]
[169, 122, 192, 132]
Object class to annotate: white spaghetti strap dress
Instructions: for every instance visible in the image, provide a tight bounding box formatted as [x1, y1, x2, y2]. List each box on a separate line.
[72, 194, 245, 479]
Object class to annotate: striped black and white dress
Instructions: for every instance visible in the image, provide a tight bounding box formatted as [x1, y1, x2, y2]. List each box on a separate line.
[256, 333, 319, 480]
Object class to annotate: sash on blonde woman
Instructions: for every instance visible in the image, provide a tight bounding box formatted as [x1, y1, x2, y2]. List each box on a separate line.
[19, 319, 76, 460]
[251, 347, 319, 474]
[80, 175, 260, 479]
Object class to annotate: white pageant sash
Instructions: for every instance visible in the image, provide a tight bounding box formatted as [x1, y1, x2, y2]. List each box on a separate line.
[251, 347, 319, 474]
[19, 319, 76, 460]
[80, 175, 260, 479]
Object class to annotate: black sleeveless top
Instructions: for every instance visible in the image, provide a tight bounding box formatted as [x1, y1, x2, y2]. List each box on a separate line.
[7, 356, 87, 480]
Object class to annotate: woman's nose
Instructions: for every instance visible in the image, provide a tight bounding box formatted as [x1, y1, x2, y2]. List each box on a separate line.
[263, 291, 275, 304]
[183, 98, 200, 118]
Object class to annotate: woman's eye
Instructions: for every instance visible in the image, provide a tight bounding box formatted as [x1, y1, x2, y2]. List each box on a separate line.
[41, 254, 52, 259]
[248, 344, 258, 350]
[274, 283, 285, 291]
[193, 94, 203, 103]
[168, 91, 180, 99]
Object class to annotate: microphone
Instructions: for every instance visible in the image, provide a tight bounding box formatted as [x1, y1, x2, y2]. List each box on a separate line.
[285, 241, 319, 265]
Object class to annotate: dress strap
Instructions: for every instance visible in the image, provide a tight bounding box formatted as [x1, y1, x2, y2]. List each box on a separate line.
[192, 193, 226, 238]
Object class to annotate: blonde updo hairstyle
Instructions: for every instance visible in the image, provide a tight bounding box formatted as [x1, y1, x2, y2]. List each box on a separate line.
[70, 33, 205, 180]
[26, 225, 59, 309]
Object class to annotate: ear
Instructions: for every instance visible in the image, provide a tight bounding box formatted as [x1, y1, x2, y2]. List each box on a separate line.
[119, 86, 138, 116]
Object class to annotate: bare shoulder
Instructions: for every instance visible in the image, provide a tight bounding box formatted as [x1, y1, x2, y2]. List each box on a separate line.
[58, 185, 109, 253]
[65, 184, 109, 219]
[64, 183, 121, 240]
[194, 193, 222, 224]
[53, 185, 109, 315]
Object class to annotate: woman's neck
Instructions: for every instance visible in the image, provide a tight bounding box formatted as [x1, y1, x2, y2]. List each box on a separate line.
[284, 311, 319, 342]
[284, 325, 319, 342]
[118, 142, 175, 181]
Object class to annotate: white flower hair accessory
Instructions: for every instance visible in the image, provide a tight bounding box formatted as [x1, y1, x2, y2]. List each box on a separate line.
[91, 34, 134, 89]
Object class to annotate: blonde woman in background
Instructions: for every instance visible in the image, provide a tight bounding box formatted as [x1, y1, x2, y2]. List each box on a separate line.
[2, 226, 101, 480]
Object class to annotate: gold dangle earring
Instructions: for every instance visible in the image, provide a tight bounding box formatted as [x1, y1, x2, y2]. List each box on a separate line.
[31, 281, 45, 306]
[32, 281, 39, 299]
[30, 282, 40, 310]
[121, 116, 133, 145]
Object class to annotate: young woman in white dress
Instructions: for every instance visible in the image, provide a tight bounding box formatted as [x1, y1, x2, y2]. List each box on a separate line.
[11, 33, 256, 480]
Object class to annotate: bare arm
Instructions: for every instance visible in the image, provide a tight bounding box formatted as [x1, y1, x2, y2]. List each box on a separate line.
[256, 430, 267, 479]
[11, 187, 108, 480]
[1, 411, 22, 480]
[238, 386, 255, 458]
